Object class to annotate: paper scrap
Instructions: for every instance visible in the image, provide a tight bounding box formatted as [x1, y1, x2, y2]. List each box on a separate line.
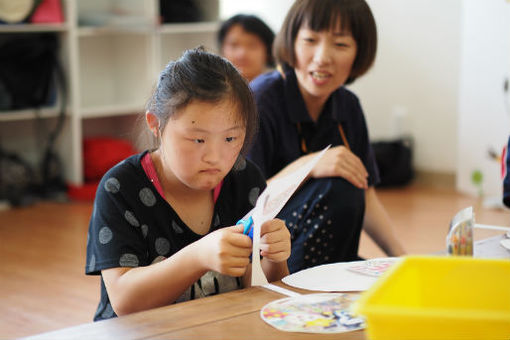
[501, 238, 510, 251]
[263, 283, 302, 297]
[250, 146, 330, 286]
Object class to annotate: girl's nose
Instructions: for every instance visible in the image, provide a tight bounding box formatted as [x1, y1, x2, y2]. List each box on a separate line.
[202, 142, 221, 164]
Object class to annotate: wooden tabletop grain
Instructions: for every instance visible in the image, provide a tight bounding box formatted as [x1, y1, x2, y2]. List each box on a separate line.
[22, 283, 366, 340]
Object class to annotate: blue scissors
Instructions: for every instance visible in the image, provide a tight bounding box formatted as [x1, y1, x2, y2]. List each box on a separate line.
[237, 216, 254, 240]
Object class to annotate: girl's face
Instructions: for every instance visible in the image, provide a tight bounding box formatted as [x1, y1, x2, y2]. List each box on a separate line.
[158, 100, 246, 191]
[293, 22, 357, 104]
[222, 24, 268, 81]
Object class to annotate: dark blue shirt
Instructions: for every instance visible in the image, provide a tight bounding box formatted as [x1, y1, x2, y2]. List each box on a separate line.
[248, 69, 379, 185]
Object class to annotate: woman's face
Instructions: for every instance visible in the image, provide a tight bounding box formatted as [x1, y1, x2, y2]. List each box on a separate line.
[222, 24, 268, 81]
[293, 23, 357, 104]
[158, 100, 246, 191]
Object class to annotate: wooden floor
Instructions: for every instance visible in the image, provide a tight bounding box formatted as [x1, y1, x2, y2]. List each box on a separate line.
[1, 184, 509, 338]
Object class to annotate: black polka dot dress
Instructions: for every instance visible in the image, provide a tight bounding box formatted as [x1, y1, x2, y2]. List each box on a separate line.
[85, 151, 265, 321]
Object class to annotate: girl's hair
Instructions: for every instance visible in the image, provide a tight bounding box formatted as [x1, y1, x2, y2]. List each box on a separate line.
[145, 47, 258, 154]
[218, 14, 275, 67]
[273, 0, 377, 85]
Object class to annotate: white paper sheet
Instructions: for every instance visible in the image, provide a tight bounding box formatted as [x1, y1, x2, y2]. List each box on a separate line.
[282, 258, 401, 292]
[250, 146, 331, 286]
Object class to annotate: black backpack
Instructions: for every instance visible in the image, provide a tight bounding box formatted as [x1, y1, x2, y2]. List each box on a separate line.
[0, 33, 59, 110]
[372, 137, 414, 187]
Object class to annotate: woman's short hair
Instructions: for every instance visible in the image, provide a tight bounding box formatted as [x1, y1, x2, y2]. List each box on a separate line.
[218, 14, 275, 67]
[273, 0, 377, 85]
[146, 47, 257, 154]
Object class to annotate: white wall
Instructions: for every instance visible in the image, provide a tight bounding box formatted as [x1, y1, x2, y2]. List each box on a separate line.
[349, 0, 462, 174]
[457, 0, 510, 196]
[221, 0, 462, 174]
[219, 0, 294, 33]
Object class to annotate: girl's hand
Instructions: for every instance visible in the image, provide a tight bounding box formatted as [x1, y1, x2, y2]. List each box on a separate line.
[310, 146, 368, 189]
[259, 219, 290, 263]
[196, 225, 252, 277]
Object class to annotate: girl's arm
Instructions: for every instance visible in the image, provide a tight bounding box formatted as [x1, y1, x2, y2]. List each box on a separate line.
[102, 225, 252, 316]
[261, 257, 289, 282]
[362, 187, 406, 257]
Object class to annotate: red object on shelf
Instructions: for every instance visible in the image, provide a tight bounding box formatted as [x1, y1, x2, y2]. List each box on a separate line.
[67, 137, 137, 201]
[30, 0, 64, 24]
[67, 182, 99, 201]
[83, 137, 137, 182]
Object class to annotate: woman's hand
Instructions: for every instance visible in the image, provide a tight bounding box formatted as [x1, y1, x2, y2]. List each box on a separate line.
[310, 145, 368, 189]
[259, 219, 291, 263]
[196, 225, 252, 277]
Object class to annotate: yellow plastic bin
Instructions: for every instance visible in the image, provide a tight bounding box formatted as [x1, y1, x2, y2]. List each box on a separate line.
[353, 256, 510, 340]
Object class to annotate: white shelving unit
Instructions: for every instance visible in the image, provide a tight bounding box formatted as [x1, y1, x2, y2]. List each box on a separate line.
[0, 0, 219, 185]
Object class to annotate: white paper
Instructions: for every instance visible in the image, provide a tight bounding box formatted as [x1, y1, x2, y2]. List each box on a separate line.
[500, 239, 510, 251]
[250, 146, 331, 286]
[282, 258, 401, 292]
[250, 200, 268, 285]
[263, 283, 302, 297]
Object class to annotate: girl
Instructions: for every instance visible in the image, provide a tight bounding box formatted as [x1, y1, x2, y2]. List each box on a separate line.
[248, 0, 405, 273]
[86, 48, 290, 321]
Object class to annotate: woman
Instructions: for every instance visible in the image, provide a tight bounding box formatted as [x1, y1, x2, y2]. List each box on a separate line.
[248, 0, 405, 273]
[218, 14, 275, 82]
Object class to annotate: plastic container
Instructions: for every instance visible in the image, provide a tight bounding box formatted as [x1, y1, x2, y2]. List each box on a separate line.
[353, 256, 510, 340]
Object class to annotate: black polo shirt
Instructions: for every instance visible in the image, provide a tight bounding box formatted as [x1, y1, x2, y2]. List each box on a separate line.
[248, 68, 379, 184]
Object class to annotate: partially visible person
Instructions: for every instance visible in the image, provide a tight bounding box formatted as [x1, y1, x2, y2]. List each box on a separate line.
[86, 48, 290, 321]
[218, 14, 275, 82]
[248, 0, 405, 273]
[503, 136, 510, 208]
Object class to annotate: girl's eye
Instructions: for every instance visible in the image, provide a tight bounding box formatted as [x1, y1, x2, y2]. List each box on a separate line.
[193, 139, 205, 144]
[335, 42, 349, 47]
[226, 137, 236, 142]
[304, 37, 316, 43]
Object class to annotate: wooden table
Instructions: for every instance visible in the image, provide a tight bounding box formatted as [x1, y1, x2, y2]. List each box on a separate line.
[23, 283, 366, 340]
[23, 235, 509, 339]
